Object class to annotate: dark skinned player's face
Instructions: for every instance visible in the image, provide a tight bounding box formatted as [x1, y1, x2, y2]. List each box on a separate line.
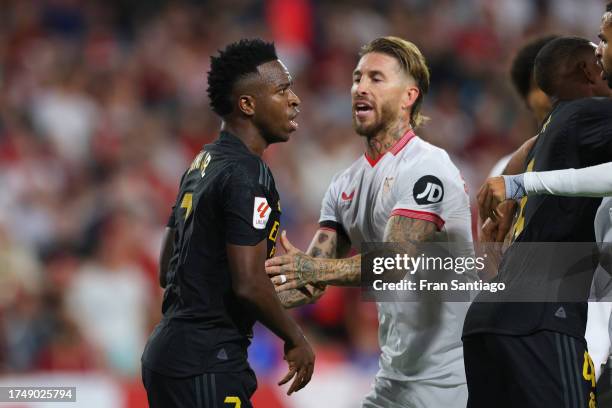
[252, 60, 300, 144]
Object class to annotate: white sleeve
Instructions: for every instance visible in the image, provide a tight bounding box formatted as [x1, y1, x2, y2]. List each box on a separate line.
[391, 165, 447, 230]
[318, 177, 339, 224]
[524, 162, 612, 197]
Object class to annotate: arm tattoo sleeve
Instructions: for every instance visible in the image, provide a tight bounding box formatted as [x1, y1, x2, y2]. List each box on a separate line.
[383, 215, 438, 243]
[287, 217, 440, 288]
[381, 216, 438, 282]
[277, 229, 342, 308]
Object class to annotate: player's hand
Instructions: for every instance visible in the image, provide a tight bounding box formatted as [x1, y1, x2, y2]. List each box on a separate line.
[494, 201, 517, 243]
[477, 176, 507, 222]
[479, 217, 499, 243]
[266, 231, 319, 291]
[279, 337, 315, 395]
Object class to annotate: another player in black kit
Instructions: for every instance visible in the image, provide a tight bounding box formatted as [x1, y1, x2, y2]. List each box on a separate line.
[463, 37, 612, 408]
[141, 39, 314, 408]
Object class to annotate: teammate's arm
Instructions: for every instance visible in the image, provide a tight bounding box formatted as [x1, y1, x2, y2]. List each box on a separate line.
[478, 135, 537, 241]
[159, 226, 175, 288]
[276, 228, 351, 307]
[479, 161, 612, 218]
[266, 217, 437, 290]
[500, 135, 537, 176]
[227, 240, 314, 395]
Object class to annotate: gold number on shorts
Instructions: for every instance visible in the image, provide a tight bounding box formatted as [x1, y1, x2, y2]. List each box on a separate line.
[589, 391, 597, 408]
[583, 351, 596, 388]
[224, 396, 241, 408]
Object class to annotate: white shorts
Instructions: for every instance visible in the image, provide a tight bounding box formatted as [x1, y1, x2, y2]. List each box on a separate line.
[362, 375, 468, 408]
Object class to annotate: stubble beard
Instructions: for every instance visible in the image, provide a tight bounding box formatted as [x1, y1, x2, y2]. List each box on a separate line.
[353, 103, 397, 139]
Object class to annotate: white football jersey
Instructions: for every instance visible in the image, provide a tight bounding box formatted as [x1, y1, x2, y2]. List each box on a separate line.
[319, 130, 474, 383]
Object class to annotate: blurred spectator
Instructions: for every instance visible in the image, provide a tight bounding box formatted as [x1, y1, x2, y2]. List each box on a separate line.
[66, 211, 152, 377]
[0, 0, 604, 406]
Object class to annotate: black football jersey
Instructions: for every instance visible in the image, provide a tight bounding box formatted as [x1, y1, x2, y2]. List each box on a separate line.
[464, 97, 612, 339]
[142, 131, 281, 377]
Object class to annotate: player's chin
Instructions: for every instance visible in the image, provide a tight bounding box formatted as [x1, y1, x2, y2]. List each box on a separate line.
[352, 120, 375, 136]
[272, 130, 292, 143]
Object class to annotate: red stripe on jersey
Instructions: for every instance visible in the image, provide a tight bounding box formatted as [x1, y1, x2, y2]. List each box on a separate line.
[364, 129, 416, 167]
[390, 208, 445, 230]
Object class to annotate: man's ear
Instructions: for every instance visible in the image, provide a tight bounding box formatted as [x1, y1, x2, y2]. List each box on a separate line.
[238, 95, 256, 116]
[401, 85, 420, 111]
[579, 59, 597, 85]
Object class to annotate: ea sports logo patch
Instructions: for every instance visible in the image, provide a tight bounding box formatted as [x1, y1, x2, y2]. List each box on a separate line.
[253, 197, 271, 229]
[413, 175, 444, 204]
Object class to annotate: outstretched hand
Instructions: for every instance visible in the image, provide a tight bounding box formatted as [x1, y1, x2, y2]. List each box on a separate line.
[266, 231, 319, 291]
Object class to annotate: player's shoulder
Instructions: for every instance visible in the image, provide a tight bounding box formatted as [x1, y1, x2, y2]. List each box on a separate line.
[560, 97, 612, 117]
[233, 156, 273, 188]
[398, 136, 459, 174]
[327, 153, 368, 188]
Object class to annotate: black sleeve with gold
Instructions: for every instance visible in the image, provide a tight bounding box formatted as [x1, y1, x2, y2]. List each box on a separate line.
[142, 131, 281, 378]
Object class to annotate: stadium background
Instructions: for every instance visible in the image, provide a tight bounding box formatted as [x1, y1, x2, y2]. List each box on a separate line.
[0, 0, 607, 407]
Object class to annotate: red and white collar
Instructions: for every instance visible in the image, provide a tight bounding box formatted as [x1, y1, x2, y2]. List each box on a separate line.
[364, 129, 416, 167]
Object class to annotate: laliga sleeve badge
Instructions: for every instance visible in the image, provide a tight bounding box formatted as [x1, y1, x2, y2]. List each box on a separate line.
[253, 197, 271, 229]
[413, 175, 444, 204]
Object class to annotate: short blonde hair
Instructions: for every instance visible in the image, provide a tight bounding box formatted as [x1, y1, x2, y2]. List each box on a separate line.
[360, 36, 430, 129]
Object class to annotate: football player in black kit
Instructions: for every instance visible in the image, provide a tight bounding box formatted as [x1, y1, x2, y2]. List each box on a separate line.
[463, 36, 612, 408]
[141, 39, 315, 408]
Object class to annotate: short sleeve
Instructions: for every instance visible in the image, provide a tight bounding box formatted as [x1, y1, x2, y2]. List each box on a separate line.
[391, 164, 447, 230]
[318, 178, 338, 225]
[223, 167, 269, 246]
[166, 207, 176, 228]
[167, 170, 187, 229]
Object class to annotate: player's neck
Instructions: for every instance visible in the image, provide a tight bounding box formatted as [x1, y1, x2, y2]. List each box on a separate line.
[221, 121, 267, 157]
[365, 120, 412, 161]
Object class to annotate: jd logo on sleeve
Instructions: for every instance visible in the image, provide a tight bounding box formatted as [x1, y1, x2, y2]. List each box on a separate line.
[414, 175, 444, 204]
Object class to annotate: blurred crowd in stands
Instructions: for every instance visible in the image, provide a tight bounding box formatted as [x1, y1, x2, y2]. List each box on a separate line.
[0, 0, 606, 406]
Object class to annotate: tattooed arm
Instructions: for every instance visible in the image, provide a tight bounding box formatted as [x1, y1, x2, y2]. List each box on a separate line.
[266, 217, 437, 290]
[275, 228, 351, 308]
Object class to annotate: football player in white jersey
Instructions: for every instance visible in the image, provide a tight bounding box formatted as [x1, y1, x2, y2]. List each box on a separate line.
[265, 36, 475, 408]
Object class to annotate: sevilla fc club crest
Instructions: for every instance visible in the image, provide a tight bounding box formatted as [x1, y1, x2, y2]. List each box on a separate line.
[253, 197, 271, 229]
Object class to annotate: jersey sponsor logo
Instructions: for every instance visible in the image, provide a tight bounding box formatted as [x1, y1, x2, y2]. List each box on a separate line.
[253, 197, 271, 229]
[341, 190, 355, 201]
[413, 175, 444, 204]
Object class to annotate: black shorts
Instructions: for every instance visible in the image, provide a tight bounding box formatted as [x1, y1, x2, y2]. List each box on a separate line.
[142, 366, 257, 408]
[463, 331, 597, 408]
